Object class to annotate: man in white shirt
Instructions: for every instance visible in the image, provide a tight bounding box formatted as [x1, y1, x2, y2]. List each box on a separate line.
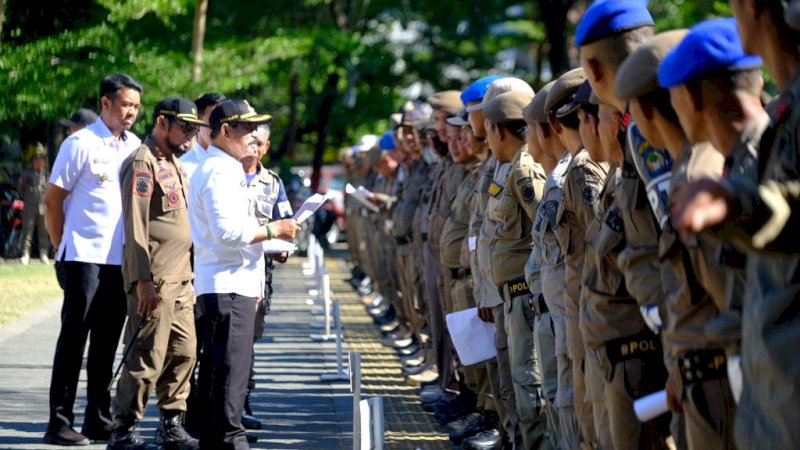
[179, 92, 226, 181]
[43, 73, 143, 446]
[189, 99, 299, 450]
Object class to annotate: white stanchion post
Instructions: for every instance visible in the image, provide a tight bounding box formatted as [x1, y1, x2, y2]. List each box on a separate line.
[319, 300, 348, 378]
[303, 233, 317, 276]
[309, 269, 328, 317]
[359, 400, 371, 449]
[350, 352, 361, 450]
[369, 397, 384, 450]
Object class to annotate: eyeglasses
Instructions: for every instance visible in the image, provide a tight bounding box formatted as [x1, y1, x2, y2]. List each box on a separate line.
[172, 120, 199, 136]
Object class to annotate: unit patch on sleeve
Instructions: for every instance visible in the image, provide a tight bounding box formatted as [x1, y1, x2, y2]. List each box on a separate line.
[133, 169, 153, 197]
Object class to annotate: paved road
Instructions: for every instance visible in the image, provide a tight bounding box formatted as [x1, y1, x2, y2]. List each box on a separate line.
[0, 245, 448, 450]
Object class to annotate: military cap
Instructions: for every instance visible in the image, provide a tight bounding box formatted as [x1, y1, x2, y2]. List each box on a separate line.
[32, 142, 47, 158]
[484, 90, 535, 123]
[523, 80, 556, 124]
[461, 75, 504, 105]
[59, 108, 98, 128]
[575, 0, 654, 47]
[390, 113, 403, 129]
[658, 18, 762, 89]
[429, 90, 463, 115]
[555, 79, 596, 117]
[338, 146, 354, 163]
[466, 77, 534, 112]
[400, 100, 433, 130]
[155, 97, 210, 126]
[615, 30, 688, 101]
[545, 68, 587, 118]
[446, 108, 470, 126]
[209, 99, 270, 130]
[379, 130, 396, 151]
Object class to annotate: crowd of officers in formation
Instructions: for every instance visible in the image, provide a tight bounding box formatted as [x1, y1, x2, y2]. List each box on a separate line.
[341, 1, 800, 449]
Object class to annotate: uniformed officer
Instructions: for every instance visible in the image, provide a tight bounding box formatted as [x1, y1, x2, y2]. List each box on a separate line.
[18, 144, 50, 265]
[525, 80, 583, 450]
[59, 108, 99, 137]
[111, 97, 208, 450]
[619, 26, 735, 449]
[576, 2, 673, 447]
[469, 77, 533, 450]
[483, 89, 550, 450]
[180, 93, 226, 182]
[666, 7, 800, 446]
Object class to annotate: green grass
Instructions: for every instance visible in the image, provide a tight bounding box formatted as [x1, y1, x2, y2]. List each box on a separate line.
[0, 263, 61, 325]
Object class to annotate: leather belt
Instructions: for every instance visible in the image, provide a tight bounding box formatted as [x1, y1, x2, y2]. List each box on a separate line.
[499, 278, 529, 300]
[679, 349, 727, 386]
[449, 267, 471, 280]
[605, 330, 662, 367]
[528, 293, 549, 315]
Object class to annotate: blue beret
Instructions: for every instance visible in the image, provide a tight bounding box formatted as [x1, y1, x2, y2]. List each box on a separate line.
[461, 75, 504, 106]
[575, 0, 654, 47]
[379, 130, 396, 151]
[658, 18, 763, 89]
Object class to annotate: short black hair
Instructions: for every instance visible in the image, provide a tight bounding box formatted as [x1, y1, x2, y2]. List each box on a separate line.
[99, 73, 143, 100]
[195, 92, 226, 115]
[496, 120, 528, 141]
[556, 111, 580, 130]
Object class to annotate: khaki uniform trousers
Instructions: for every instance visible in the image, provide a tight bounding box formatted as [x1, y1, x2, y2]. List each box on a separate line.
[534, 310, 562, 449]
[584, 349, 612, 450]
[491, 304, 520, 446]
[452, 277, 493, 410]
[502, 289, 551, 450]
[682, 378, 736, 449]
[394, 243, 424, 335]
[113, 281, 197, 418]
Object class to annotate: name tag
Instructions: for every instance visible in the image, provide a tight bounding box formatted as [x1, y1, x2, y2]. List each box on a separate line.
[488, 182, 503, 197]
[468, 236, 477, 252]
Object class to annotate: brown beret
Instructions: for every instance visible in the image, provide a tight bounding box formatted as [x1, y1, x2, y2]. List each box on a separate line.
[429, 90, 463, 115]
[484, 90, 535, 123]
[544, 68, 587, 117]
[524, 80, 556, 123]
[467, 78, 534, 112]
[615, 29, 688, 101]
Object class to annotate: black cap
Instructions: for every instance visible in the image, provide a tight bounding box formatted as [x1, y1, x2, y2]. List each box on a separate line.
[209, 99, 272, 130]
[59, 108, 98, 128]
[154, 97, 209, 126]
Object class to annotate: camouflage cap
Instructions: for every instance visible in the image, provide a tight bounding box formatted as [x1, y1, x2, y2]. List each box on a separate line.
[615, 30, 688, 101]
[523, 80, 556, 124]
[544, 68, 587, 117]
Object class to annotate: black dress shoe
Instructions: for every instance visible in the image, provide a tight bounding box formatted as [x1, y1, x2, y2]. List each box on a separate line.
[43, 424, 90, 446]
[246, 433, 258, 443]
[448, 411, 498, 444]
[395, 342, 421, 356]
[241, 412, 263, 430]
[462, 428, 504, 450]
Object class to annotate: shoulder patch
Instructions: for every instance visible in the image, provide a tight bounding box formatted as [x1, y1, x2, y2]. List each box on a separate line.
[582, 185, 599, 205]
[133, 168, 153, 197]
[519, 178, 535, 203]
[604, 206, 623, 233]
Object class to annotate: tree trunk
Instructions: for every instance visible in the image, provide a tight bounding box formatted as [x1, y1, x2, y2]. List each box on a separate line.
[311, 71, 341, 193]
[191, 0, 209, 83]
[541, 0, 574, 77]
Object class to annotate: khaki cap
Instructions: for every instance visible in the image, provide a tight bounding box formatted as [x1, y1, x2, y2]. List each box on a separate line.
[446, 108, 470, 126]
[544, 68, 587, 117]
[390, 113, 403, 129]
[466, 77, 534, 112]
[429, 90, 463, 115]
[484, 90, 535, 123]
[615, 29, 688, 101]
[524, 80, 556, 123]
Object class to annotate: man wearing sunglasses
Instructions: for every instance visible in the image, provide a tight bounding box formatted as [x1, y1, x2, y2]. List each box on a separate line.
[109, 97, 208, 450]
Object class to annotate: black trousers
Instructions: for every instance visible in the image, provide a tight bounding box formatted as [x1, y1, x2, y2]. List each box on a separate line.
[48, 261, 126, 428]
[196, 293, 256, 450]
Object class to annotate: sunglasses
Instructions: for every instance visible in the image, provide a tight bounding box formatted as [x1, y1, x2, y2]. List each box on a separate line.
[171, 119, 199, 136]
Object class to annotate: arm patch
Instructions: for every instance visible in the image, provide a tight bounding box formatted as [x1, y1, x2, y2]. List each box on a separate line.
[134, 168, 153, 197]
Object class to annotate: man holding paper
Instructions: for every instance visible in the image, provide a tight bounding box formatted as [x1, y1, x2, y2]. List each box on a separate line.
[189, 98, 299, 449]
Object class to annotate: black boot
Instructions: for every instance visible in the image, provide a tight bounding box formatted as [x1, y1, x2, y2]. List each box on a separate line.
[82, 405, 113, 442]
[154, 410, 199, 450]
[106, 417, 149, 450]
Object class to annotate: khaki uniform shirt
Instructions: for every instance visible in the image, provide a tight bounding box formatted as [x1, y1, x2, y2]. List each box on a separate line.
[474, 156, 507, 309]
[660, 143, 726, 360]
[392, 158, 429, 241]
[431, 162, 468, 257]
[487, 145, 546, 288]
[415, 158, 444, 243]
[18, 168, 49, 211]
[441, 161, 481, 269]
[554, 148, 608, 358]
[120, 138, 193, 290]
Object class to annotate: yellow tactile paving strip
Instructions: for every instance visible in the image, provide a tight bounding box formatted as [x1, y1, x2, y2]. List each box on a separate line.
[323, 247, 451, 449]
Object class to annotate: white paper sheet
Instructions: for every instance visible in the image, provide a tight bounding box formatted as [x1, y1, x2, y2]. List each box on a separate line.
[262, 239, 297, 254]
[445, 307, 497, 365]
[293, 193, 328, 223]
[634, 389, 669, 422]
[345, 183, 379, 213]
[468, 236, 477, 251]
